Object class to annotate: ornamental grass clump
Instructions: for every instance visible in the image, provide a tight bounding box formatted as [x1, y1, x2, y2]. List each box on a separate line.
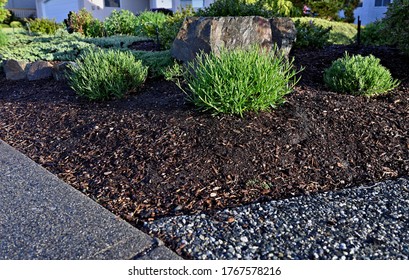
[68, 49, 148, 101]
[324, 53, 399, 96]
[181, 46, 299, 116]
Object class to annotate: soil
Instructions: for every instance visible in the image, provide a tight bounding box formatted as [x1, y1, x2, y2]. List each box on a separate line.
[0, 44, 408, 229]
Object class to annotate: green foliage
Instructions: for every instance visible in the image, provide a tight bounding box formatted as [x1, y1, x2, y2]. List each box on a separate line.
[104, 10, 138, 36]
[294, 19, 331, 48]
[85, 35, 147, 49]
[0, 0, 10, 23]
[0, 28, 8, 46]
[259, 0, 295, 16]
[324, 53, 399, 96]
[10, 21, 22, 28]
[65, 8, 94, 35]
[307, 0, 343, 20]
[0, 33, 95, 62]
[383, 0, 409, 56]
[134, 11, 168, 39]
[293, 17, 357, 45]
[68, 49, 148, 101]
[158, 5, 195, 50]
[25, 18, 61, 35]
[196, 0, 275, 17]
[178, 46, 299, 116]
[85, 19, 104, 37]
[360, 21, 390, 46]
[343, 0, 360, 23]
[131, 50, 174, 77]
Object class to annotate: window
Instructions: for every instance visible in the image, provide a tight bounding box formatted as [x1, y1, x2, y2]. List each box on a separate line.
[105, 0, 120, 7]
[375, 0, 391, 6]
[358, 1, 363, 7]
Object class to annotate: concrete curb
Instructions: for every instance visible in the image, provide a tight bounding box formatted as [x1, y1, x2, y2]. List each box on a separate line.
[0, 140, 182, 260]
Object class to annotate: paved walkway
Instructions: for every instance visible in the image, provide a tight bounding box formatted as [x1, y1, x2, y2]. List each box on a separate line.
[0, 140, 181, 260]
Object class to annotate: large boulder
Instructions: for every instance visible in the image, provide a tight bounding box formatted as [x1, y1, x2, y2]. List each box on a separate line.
[3, 59, 30, 80]
[27, 61, 53, 81]
[171, 16, 297, 63]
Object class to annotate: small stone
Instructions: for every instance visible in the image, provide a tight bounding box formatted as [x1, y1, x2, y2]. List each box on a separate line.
[240, 236, 249, 243]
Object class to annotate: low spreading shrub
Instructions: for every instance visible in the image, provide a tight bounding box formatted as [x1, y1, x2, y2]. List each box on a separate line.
[0, 28, 8, 46]
[104, 10, 138, 36]
[131, 50, 174, 77]
[292, 17, 357, 45]
[177, 46, 299, 116]
[294, 19, 331, 48]
[324, 53, 399, 96]
[68, 49, 148, 101]
[382, 0, 409, 56]
[25, 18, 61, 35]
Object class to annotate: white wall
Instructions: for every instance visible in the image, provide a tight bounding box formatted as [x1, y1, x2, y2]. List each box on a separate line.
[354, 0, 390, 25]
[84, 0, 149, 21]
[5, 0, 36, 9]
[150, 0, 172, 9]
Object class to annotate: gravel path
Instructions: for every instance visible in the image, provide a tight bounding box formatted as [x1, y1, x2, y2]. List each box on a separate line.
[144, 178, 409, 260]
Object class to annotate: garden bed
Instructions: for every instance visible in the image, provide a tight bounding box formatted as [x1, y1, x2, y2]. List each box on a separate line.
[0, 44, 408, 228]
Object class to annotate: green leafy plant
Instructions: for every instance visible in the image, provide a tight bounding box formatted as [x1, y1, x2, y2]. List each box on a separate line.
[294, 19, 331, 48]
[104, 10, 138, 36]
[196, 0, 275, 17]
[85, 19, 104, 37]
[65, 8, 94, 35]
[360, 20, 390, 46]
[383, 0, 409, 56]
[68, 49, 148, 101]
[176, 46, 299, 116]
[0, 0, 10, 23]
[324, 53, 399, 96]
[134, 11, 168, 39]
[25, 18, 61, 35]
[158, 5, 195, 50]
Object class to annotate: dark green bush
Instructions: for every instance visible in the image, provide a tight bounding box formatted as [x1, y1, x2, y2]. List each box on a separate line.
[196, 0, 275, 17]
[324, 53, 399, 96]
[68, 49, 148, 100]
[104, 10, 138, 36]
[360, 20, 390, 46]
[383, 0, 409, 55]
[26, 18, 61, 35]
[294, 19, 331, 48]
[178, 46, 299, 116]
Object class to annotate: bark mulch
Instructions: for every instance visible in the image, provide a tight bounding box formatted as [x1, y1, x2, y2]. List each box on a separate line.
[0, 45, 408, 228]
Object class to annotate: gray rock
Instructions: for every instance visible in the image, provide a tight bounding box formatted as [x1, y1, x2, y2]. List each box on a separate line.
[52, 61, 77, 81]
[27, 61, 53, 81]
[171, 16, 297, 63]
[3, 59, 30, 80]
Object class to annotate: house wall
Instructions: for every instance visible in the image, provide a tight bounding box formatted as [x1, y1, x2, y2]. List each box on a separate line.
[85, 0, 149, 21]
[354, 0, 391, 25]
[5, 0, 36, 9]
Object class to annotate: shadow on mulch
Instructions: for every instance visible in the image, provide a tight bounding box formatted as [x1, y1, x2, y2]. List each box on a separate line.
[0, 45, 408, 227]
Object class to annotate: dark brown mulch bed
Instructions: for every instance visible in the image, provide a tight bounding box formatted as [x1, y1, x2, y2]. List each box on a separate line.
[0, 45, 408, 228]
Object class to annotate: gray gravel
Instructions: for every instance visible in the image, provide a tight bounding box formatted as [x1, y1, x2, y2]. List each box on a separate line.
[144, 178, 409, 260]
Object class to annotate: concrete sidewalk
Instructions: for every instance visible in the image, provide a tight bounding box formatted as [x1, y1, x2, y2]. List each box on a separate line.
[0, 140, 181, 260]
